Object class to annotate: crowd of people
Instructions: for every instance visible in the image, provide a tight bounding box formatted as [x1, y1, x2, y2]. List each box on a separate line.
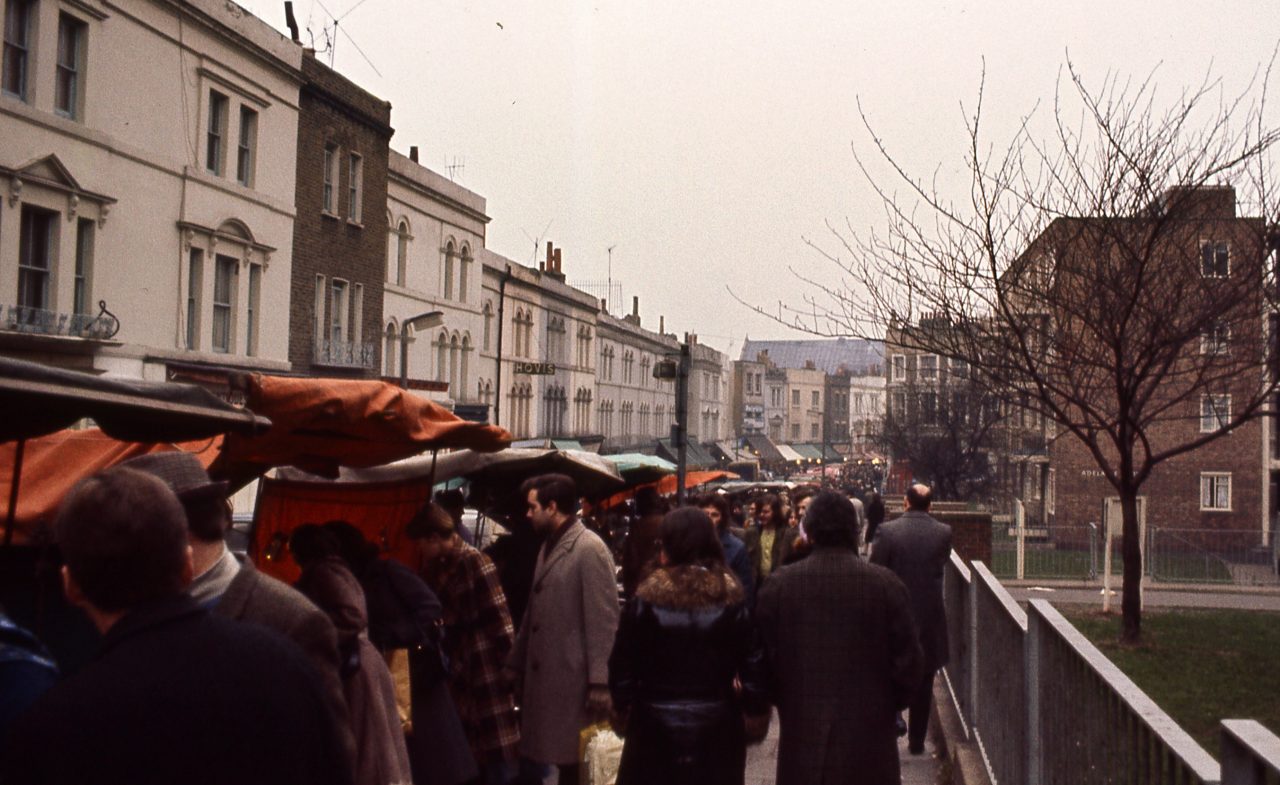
[1, 456, 951, 785]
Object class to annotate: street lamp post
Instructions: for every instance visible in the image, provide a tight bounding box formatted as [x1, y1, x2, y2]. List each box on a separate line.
[399, 310, 445, 390]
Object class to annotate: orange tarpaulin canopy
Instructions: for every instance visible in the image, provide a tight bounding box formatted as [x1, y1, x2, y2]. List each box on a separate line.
[602, 469, 738, 508]
[0, 429, 222, 545]
[211, 374, 511, 484]
[249, 476, 431, 584]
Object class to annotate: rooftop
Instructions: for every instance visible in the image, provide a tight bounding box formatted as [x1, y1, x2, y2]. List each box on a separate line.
[740, 338, 884, 376]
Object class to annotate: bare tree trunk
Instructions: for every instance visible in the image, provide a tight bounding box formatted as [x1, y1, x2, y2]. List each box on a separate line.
[1119, 484, 1142, 643]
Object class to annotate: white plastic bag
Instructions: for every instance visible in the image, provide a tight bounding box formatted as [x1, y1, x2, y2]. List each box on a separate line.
[582, 726, 624, 785]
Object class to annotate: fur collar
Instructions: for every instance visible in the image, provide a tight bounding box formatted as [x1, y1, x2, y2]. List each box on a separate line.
[636, 565, 744, 610]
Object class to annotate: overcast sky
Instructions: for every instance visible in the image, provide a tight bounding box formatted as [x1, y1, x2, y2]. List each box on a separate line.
[234, 0, 1280, 358]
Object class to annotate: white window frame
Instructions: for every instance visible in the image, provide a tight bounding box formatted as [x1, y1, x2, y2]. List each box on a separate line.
[322, 144, 339, 214]
[206, 91, 229, 176]
[17, 205, 54, 312]
[2, 0, 34, 101]
[1200, 394, 1231, 433]
[54, 13, 87, 120]
[330, 278, 349, 345]
[347, 152, 363, 224]
[1200, 321, 1231, 355]
[1200, 472, 1232, 511]
[245, 262, 261, 356]
[892, 354, 906, 381]
[919, 354, 939, 382]
[186, 249, 203, 350]
[236, 106, 258, 187]
[211, 255, 237, 353]
[1200, 241, 1230, 278]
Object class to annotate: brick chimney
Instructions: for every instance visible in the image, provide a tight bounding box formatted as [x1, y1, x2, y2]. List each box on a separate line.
[409, 146, 419, 163]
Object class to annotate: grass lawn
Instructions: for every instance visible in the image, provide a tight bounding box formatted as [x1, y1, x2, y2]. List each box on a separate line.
[1061, 606, 1280, 756]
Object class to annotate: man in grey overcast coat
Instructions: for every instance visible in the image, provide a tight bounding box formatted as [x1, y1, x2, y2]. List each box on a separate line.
[870, 483, 953, 755]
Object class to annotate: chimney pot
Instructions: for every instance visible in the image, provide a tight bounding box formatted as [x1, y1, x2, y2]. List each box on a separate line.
[600, 298, 608, 312]
[660, 315, 665, 334]
[632, 296, 639, 317]
[554, 248, 562, 272]
[409, 146, 419, 163]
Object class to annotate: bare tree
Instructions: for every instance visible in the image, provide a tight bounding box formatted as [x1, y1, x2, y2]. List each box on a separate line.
[737, 59, 1280, 642]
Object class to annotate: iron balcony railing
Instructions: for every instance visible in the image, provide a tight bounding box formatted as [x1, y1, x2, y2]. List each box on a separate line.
[313, 339, 377, 369]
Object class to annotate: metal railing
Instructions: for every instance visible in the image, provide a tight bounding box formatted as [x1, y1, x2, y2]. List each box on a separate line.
[940, 554, 1280, 784]
[313, 339, 377, 369]
[989, 522, 1280, 587]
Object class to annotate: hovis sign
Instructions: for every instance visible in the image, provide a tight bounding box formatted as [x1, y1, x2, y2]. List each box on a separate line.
[515, 362, 556, 375]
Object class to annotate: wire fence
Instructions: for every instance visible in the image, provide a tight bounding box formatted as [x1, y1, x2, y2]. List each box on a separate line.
[940, 554, 1280, 784]
[988, 522, 1280, 587]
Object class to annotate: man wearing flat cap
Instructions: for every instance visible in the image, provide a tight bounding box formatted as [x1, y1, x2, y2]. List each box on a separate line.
[122, 451, 356, 773]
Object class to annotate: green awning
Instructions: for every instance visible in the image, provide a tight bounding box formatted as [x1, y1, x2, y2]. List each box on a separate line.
[793, 444, 824, 461]
[551, 439, 584, 451]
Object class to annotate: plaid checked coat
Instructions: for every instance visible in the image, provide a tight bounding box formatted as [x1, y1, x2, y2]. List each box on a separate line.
[422, 543, 520, 765]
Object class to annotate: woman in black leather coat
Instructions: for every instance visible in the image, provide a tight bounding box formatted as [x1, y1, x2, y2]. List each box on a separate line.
[608, 507, 770, 785]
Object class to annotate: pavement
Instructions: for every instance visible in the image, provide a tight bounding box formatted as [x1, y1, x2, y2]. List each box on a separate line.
[1005, 582, 1280, 610]
[745, 709, 943, 785]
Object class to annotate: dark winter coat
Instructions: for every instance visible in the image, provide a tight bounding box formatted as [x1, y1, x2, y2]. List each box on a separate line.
[870, 510, 953, 671]
[4, 596, 353, 785]
[216, 558, 357, 772]
[756, 548, 924, 785]
[742, 524, 799, 586]
[609, 565, 769, 785]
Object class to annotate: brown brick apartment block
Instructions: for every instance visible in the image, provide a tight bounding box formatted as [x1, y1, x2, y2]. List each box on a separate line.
[290, 51, 393, 377]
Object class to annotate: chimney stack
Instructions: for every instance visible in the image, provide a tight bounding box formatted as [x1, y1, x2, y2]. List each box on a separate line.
[660, 315, 665, 334]
[600, 298, 608, 312]
[284, 1, 300, 41]
[632, 296, 639, 317]
[409, 146, 419, 163]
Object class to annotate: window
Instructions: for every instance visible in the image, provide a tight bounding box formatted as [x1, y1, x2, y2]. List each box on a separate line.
[245, 263, 261, 356]
[919, 355, 938, 381]
[185, 249, 202, 350]
[384, 324, 397, 376]
[394, 220, 409, 285]
[330, 279, 348, 345]
[811, 390, 820, 408]
[236, 107, 257, 187]
[921, 391, 937, 424]
[483, 303, 492, 350]
[892, 354, 906, 381]
[791, 389, 800, 407]
[322, 144, 338, 213]
[347, 152, 362, 223]
[950, 358, 968, 379]
[1200, 242, 1229, 277]
[1200, 394, 1231, 432]
[313, 275, 326, 346]
[791, 423, 800, 440]
[1201, 322, 1231, 355]
[2, 0, 33, 100]
[211, 255, 237, 353]
[55, 14, 86, 119]
[351, 283, 363, 346]
[443, 242, 454, 300]
[73, 218, 94, 315]
[892, 391, 906, 419]
[206, 91, 229, 176]
[458, 251, 469, 303]
[17, 205, 54, 311]
[1200, 473, 1232, 511]
[810, 423, 819, 440]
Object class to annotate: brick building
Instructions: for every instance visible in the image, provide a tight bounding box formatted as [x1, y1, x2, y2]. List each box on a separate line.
[1041, 187, 1272, 540]
[289, 51, 392, 377]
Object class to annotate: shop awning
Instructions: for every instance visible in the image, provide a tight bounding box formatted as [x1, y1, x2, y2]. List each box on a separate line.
[793, 444, 824, 461]
[656, 438, 716, 469]
[551, 439, 584, 451]
[776, 444, 806, 463]
[743, 433, 784, 462]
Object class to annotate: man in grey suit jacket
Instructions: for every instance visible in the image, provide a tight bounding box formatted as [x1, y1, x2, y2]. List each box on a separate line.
[870, 483, 952, 755]
[123, 452, 357, 775]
